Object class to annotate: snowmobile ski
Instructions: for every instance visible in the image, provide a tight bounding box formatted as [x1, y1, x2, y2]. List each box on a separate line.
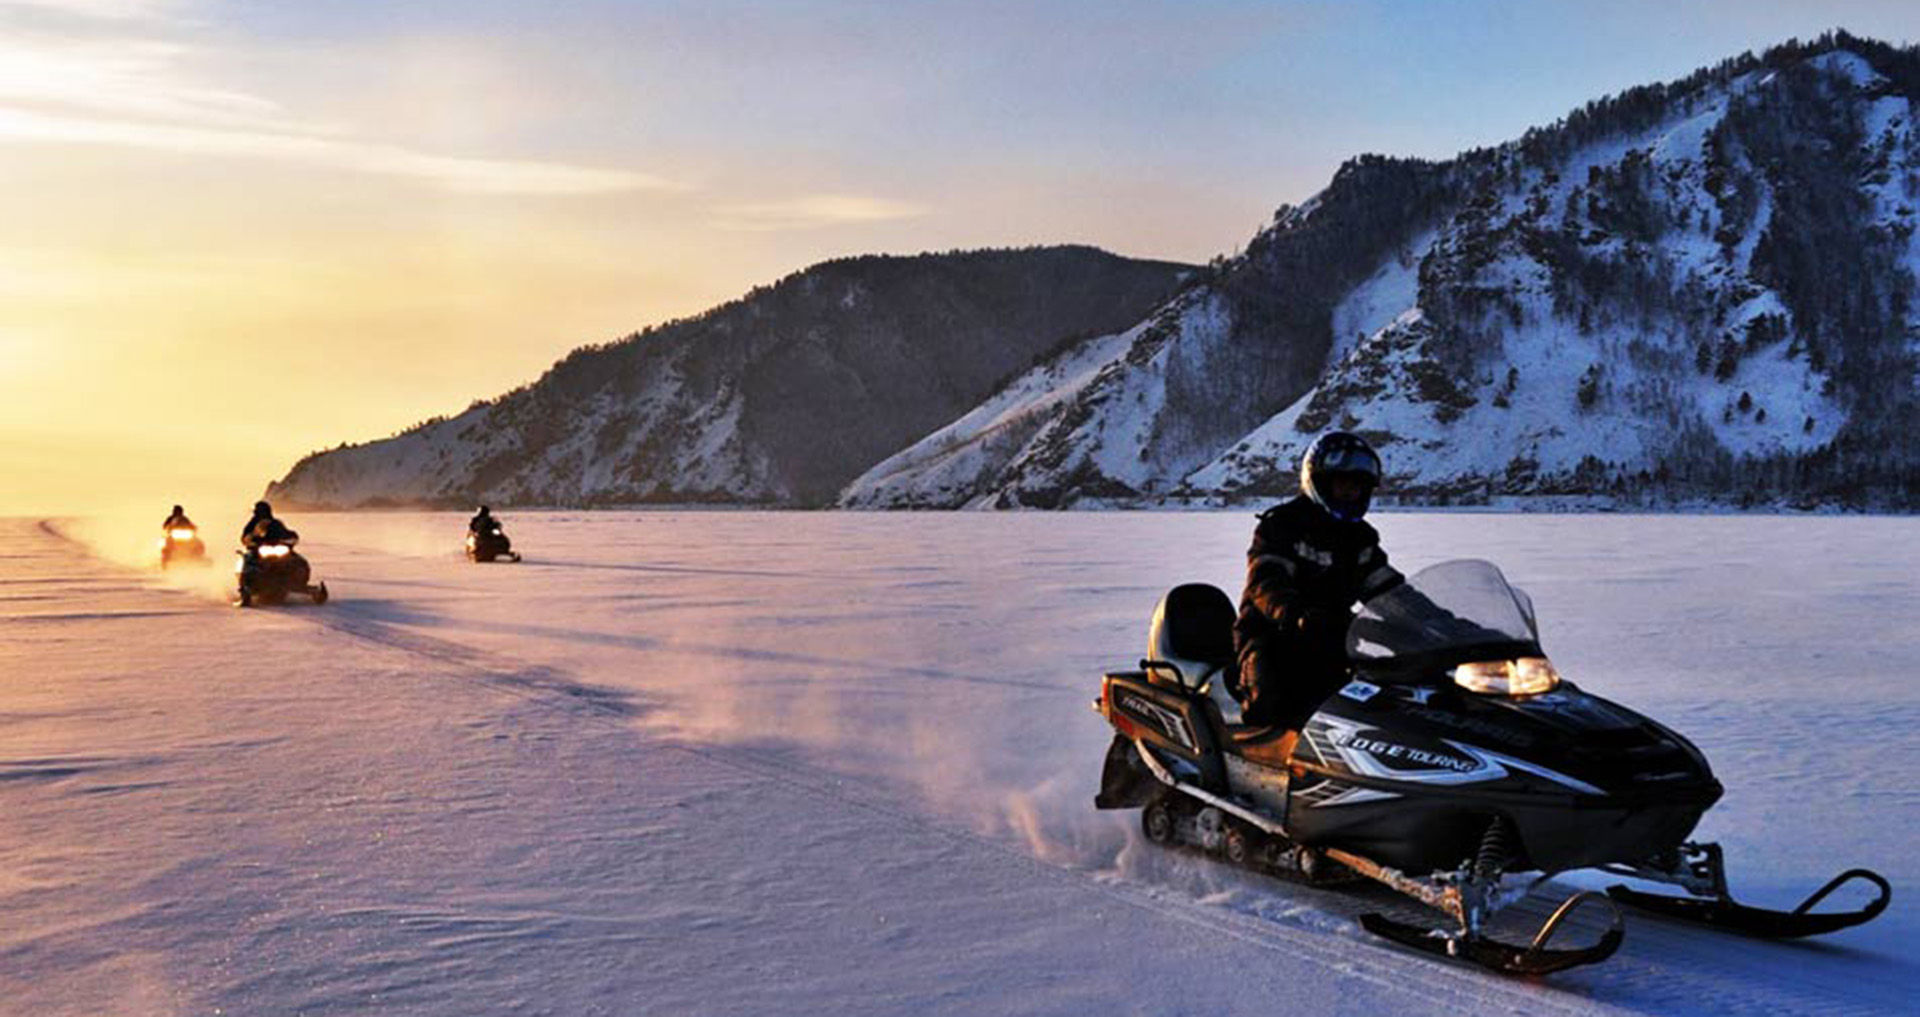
[1606, 841, 1889, 938]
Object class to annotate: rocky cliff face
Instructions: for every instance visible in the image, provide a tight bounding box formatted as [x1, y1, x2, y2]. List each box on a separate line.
[266, 247, 1191, 508]
[846, 33, 1920, 510]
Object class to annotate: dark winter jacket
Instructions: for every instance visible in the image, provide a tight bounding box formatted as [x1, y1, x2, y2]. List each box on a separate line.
[1233, 495, 1403, 726]
[163, 510, 194, 530]
[244, 517, 297, 550]
[469, 511, 498, 535]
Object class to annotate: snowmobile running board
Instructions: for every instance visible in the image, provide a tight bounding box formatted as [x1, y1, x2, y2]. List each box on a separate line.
[1129, 739, 1625, 976]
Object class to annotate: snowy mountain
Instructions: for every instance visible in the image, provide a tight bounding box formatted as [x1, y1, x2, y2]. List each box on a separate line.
[266, 247, 1190, 508]
[846, 33, 1920, 509]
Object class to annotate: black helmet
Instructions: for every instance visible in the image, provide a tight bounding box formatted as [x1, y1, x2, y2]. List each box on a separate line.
[477, 505, 491, 515]
[1301, 431, 1382, 522]
[253, 500, 272, 516]
[172, 504, 183, 515]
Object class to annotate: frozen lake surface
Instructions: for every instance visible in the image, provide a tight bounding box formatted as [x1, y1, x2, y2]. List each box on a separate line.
[3, 510, 1915, 1015]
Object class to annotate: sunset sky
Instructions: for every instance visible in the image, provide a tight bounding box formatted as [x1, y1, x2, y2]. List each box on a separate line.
[5, 0, 1919, 516]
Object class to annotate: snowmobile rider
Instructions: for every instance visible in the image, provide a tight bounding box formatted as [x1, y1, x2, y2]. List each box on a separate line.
[241, 500, 273, 546]
[1234, 431, 1403, 733]
[162, 504, 194, 531]
[468, 505, 498, 536]
[241, 500, 296, 550]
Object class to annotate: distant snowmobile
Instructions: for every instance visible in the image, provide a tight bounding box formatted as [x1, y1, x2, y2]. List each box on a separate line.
[1094, 559, 1889, 975]
[466, 522, 520, 563]
[235, 533, 328, 607]
[159, 524, 206, 569]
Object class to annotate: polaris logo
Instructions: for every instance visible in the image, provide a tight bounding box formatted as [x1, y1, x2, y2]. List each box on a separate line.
[1118, 692, 1194, 751]
[1337, 734, 1477, 773]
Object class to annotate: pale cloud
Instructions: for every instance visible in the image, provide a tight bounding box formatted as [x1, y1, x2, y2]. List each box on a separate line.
[711, 194, 931, 232]
[0, 19, 680, 195]
[0, 0, 179, 19]
[0, 106, 682, 194]
[0, 34, 284, 127]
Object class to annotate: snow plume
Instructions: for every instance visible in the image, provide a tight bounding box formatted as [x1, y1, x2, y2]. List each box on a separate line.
[55, 505, 247, 603]
[546, 511, 1259, 873]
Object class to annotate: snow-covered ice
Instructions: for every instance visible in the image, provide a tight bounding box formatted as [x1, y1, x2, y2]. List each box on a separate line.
[2, 510, 1914, 1015]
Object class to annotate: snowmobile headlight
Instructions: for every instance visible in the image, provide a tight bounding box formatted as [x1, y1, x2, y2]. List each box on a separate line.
[169, 527, 197, 541]
[1452, 657, 1560, 697]
[260, 544, 291, 558]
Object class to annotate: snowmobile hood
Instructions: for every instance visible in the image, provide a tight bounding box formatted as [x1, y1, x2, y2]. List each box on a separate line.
[1313, 677, 1722, 806]
[1312, 562, 1721, 806]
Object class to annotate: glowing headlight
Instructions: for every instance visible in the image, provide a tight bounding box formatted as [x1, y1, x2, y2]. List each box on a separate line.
[170, 528, 197, 541]
[465, 534, 477, 549]
[260, 544, 292, 558]
[1452, 656, 1561, 696]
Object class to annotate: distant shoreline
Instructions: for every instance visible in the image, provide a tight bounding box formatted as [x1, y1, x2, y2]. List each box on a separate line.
[231, 496, 1900, 518]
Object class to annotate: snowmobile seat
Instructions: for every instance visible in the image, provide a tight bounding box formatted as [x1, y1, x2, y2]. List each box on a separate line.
[1145, 583, 1237, 692]
[1228, 727, 1297, 769]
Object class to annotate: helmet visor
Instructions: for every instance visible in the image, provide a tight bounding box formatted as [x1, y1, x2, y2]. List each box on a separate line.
[1317, 444, 1381, 480]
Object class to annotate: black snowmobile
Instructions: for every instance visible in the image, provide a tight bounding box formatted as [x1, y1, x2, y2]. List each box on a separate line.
[160, 523, 206, 569]
[466, 523, 519, 563]
[235, 532, 328, 607]
[1094, 559, 1889, 975]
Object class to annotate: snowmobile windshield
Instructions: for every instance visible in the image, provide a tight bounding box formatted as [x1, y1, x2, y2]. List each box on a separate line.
[1347, 559, 1541, 671]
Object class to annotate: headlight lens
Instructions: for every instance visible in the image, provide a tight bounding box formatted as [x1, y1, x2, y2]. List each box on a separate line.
[1452, 656, 1561, 696]
[170, 528, 197, 541]
[260, 544, 291, 558]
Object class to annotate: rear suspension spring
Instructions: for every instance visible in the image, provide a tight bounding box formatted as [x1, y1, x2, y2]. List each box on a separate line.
[1474, 815, 1515, 883]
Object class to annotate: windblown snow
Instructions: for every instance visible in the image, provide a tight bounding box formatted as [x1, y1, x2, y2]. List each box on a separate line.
[4, 510, 1913, 1015]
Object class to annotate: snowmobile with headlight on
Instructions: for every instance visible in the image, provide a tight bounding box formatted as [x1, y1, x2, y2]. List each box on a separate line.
[466, 523, 520, 563]
[235, 523, 328, 607]
[160, 524, 206, 569]
[1093, 559, 1889, 976]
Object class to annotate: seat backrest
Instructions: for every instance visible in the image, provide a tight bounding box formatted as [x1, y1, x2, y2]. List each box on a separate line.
[1146, 583, 1237, 691]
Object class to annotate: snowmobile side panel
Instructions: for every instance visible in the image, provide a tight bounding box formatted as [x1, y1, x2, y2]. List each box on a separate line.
[1284, 690, 1721, 874]
[1100, 672, 1225, 791]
